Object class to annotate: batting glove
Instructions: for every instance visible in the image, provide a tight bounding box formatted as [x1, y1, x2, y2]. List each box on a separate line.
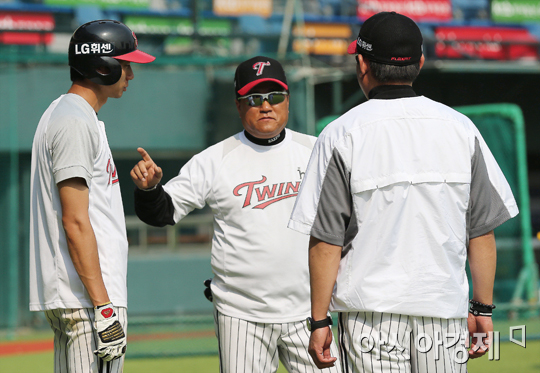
[203, 278, 213, 302]
[93, 302, 127, 361]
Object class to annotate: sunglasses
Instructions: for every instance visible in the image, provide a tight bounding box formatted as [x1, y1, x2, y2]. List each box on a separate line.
[238, 91, 288, 107]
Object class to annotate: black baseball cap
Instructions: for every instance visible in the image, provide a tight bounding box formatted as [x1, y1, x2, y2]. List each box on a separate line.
[234, 56, 288, 96]
[347, 11, 423, 66]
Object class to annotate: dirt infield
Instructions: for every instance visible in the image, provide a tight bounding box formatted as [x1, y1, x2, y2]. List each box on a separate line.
[0, 339, 53, 356]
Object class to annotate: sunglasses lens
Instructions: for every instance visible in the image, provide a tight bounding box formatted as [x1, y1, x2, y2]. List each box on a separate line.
[268, 94, 285, 105]
[243, 92, 287, 106]
[250, 96, 264, 106]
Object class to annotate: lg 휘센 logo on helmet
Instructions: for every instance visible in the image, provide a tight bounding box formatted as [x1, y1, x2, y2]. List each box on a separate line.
[75, 43, 114, 55]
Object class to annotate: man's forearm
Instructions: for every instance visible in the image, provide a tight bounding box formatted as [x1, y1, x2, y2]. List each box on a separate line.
[468, 230, 496, 304]
[59, 178, 109, 306]
[64, 220, 110, 306]
[309, 237, 342, 320]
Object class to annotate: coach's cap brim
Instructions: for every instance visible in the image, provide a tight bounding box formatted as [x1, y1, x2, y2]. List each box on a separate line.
[237, 79, 289, 96]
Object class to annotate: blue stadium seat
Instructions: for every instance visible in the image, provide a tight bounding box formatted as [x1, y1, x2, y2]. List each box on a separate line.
[452, 0, 489, 20]
[238, 15, 269, 36]
[524, 24, 540, 41]
[318, 0, 357, 17]
[319, 0, 342, 16]
[266, 17, 284, 35]
[453, 0, 488, 6]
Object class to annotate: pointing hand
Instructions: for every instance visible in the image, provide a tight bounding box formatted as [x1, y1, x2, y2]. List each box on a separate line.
[130, 147, 163, 190]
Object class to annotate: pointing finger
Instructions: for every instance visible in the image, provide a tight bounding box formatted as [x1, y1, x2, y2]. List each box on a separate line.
[137, 147, 153, 162]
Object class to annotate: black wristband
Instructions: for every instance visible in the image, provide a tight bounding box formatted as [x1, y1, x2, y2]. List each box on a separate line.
[469, 299, 496, 317]
[134, 183, 163, 200]
[306, 316, 333, 332]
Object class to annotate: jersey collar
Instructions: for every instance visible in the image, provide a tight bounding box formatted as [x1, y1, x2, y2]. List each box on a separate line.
[244, 128, 286, 146]
[368, 85, 417, 100]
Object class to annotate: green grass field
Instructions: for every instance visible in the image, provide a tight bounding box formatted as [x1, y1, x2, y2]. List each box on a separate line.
[1, 341, 539, 372]
[0, 352, 290, 372]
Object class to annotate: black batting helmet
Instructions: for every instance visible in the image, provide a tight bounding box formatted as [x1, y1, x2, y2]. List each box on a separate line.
[68, 20, 155, 86]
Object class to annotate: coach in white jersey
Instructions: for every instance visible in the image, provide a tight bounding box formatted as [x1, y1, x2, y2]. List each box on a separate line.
[131, 56, 340, 372]
[288, 12, 518, 373]
[30, 20, 154, 373]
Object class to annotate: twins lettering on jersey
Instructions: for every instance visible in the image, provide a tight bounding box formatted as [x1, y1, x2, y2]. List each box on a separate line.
[233, 169, 304, 209]
[75, 43, 114, 55]
[234, 176, 298, 209]
[107, 158, 119, 185]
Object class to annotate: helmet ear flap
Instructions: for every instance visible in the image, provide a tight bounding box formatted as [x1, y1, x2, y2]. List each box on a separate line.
[89, 56, 122, 85]
[71, 56, 122, 85]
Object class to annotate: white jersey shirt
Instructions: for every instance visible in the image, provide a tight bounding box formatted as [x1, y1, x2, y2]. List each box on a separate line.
[289, 93, 518, 319]
[30, 93, 128, 311]
[163, 129, 315, 323]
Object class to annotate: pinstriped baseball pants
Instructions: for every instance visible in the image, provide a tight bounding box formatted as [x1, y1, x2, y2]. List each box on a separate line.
[45, 307, 127, 373]
[338, 312, 469, 373]
[214, 310, 341, 373]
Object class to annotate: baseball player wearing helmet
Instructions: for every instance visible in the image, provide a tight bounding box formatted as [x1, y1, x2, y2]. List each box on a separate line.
[288, 12, 518, 373]
[131, 56, 340, 372]
[29, 20, 154, 373]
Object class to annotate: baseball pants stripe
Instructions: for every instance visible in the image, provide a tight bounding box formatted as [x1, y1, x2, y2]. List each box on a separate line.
[45, 307, 127, 373]
[338, 311, 468, 373]
[214, 309, 341, 373]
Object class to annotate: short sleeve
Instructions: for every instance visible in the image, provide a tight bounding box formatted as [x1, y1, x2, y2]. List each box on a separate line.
[163, 153, 212, 223]
[468, 131, 519, 238]
[47, 116, 99, 186]
[308, 147, 353, 245]
[289, 131, 352, 246]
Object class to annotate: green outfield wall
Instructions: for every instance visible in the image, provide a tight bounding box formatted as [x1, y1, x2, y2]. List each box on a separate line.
[127, 253, 213, 315]
[0, 66, 209, 152]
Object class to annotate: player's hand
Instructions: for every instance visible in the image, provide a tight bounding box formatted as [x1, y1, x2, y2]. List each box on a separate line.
[308, 326, 337, 369]
[203, 278, 213, 302]
[467, 312, 492, 359]
[93, 302, 127, 361]
[131, 147, 163, 190]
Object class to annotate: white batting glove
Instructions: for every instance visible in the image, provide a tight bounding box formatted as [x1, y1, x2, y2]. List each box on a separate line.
[93, 302, 127, 361]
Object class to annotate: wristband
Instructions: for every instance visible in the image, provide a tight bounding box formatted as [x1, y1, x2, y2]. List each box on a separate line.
[95, 301, 112, 308]
[469, 299, 496, 317]
[138, 184, 158, 192]
[306, 316, 333, 332]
